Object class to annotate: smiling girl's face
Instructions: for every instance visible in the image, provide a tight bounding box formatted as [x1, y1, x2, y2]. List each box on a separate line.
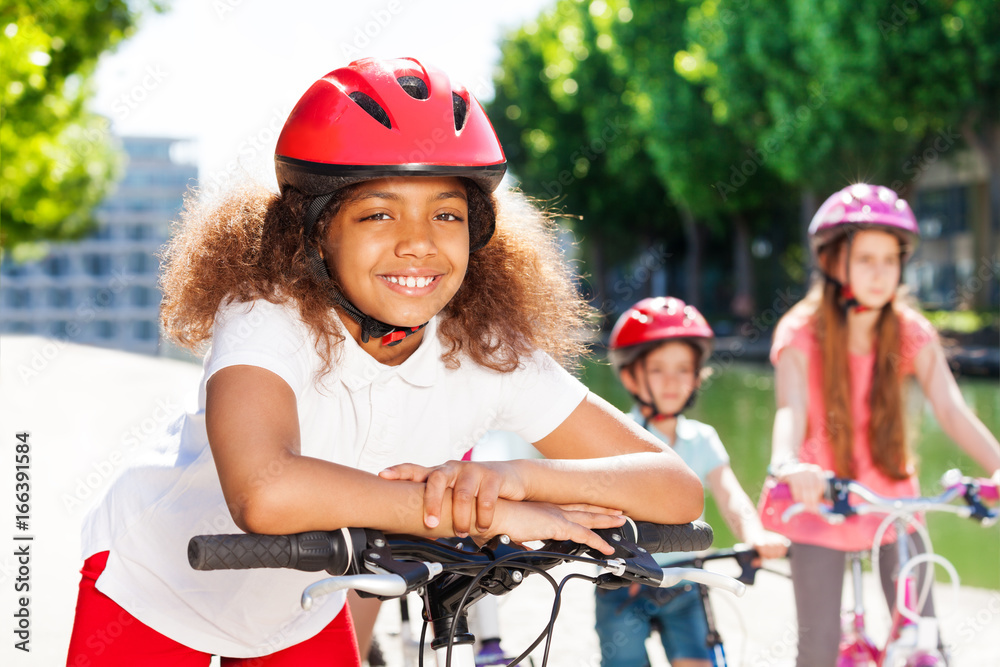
[320, 177, 470, 334]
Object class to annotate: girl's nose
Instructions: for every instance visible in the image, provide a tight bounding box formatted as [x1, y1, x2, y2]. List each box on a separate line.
[395, 218, 437, 258]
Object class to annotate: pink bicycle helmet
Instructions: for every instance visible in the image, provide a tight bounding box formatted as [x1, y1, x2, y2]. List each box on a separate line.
[608, 297, 715, 373]
[808, 183, 920, 259]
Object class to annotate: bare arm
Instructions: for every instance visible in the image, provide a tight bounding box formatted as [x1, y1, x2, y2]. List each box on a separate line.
[384, 392, 705, 531]
[771, 347, 809, 470]
[523, 391, 705, 524]
[912, 341, 1000, 475]
[706, 464, 788, 559]
[205, 365, 626, 552]
[770, 346, 827, 511]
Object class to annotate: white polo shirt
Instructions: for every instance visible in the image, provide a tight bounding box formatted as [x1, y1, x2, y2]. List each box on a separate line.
[81, 298, 589, 658]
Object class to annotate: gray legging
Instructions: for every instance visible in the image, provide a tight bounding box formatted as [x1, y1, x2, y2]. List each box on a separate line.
[790, 533, 937, 667]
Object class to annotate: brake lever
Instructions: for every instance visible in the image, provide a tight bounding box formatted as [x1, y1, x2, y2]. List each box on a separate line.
[658, 567, 747, 597]
[301, 574, 408, 610]
[592, 533, 668, 590]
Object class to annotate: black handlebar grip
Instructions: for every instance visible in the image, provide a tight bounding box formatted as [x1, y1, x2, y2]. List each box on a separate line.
[627, 520, 714, 553]
[188, 531, 352, 573]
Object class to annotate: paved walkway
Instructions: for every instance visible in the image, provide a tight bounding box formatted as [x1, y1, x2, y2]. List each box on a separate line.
[0, 335, 997, 666]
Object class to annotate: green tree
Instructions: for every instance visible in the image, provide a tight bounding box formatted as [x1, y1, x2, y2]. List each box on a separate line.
[0, 1, 165, 254]
[614, 0, 790, 316]
[489, 0, 681, 320]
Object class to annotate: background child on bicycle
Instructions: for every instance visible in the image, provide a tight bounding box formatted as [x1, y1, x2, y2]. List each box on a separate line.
[764, 183, 1000, 666]
[66, 57, 704, 666]
[594, 297, 788, 667]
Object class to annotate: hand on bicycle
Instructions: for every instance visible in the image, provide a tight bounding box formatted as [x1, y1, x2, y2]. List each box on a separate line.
[777, 462, 827, 514]
[745, 529, 790, 561]
[478, 498, 626, 555]
[380, 460, 530, 536]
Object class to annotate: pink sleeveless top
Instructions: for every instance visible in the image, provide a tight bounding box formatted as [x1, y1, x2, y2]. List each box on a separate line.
[760, 304, 937, 551]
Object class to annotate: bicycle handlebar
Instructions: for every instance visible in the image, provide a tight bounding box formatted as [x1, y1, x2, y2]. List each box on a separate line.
[776, 470, 998, 525]
[189, 520, 715, 576]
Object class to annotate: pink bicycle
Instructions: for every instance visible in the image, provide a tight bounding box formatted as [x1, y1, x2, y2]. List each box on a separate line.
[773, 469, 998, 667]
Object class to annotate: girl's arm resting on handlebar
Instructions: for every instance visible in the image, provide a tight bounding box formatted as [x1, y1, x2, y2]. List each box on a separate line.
[913, 342, 1000, 478]
[382, 392, 705, 530]
[525, 391, 704, 524]
[205, 365, 624, 554]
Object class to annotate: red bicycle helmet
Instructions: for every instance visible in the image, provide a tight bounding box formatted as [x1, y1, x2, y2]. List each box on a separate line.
[275, 57, 506, 197]
[608, 297, 715, 372]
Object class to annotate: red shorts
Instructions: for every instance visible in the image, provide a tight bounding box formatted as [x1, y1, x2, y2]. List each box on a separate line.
[66, 551, 361, 666]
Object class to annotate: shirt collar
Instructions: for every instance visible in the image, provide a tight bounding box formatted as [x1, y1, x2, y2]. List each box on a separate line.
[334, 315, 443, 392]
[629, 406, 693, 446]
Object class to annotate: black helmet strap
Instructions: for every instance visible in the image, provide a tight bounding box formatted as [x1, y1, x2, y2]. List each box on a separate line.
[302, 193, 426, 347]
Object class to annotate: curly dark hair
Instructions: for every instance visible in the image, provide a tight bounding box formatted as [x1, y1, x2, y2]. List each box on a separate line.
[159, 179, 596, 377]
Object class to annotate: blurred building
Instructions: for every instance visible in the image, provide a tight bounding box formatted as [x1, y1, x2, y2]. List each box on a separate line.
[908, 149, 999, 311]
[0, 136, 197, 355]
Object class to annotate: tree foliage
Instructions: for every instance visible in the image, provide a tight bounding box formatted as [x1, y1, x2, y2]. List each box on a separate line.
[488, 1, 681, 315]
[0, 1, 165, 254]
[491, 0, 1000, 316]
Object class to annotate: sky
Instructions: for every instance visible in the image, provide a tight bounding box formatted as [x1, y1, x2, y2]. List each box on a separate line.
[91, 0, 555, 192]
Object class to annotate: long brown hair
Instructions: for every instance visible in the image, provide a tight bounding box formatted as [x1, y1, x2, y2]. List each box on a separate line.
[159, 180, 595, 378]
[788, 236, 911, 480]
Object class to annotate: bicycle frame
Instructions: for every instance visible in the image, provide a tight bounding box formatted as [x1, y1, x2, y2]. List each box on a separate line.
[780, 470, 997, 667]
[662, 546, 771, 667]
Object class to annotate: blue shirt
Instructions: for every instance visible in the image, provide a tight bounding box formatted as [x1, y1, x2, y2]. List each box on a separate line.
[629, 407, 730, 565]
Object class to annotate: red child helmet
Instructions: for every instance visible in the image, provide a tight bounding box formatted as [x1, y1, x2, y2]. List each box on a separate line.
[608, 297, 715, 373]
[275, 57, 507, 198]
[273, 57, 508, 346]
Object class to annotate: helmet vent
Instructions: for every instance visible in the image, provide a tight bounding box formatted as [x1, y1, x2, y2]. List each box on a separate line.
[397, 76, 430, 100]
[348, 91, 391, 129]
[452, 93, 468, 131]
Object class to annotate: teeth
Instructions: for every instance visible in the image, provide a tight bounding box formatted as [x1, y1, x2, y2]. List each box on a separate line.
[384, 276, 434, 288]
